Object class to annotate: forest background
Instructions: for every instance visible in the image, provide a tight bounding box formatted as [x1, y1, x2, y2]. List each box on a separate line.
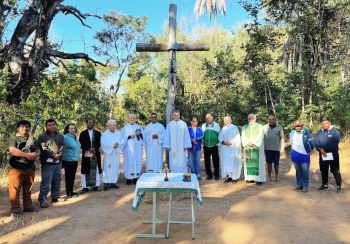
[1, 0, 350, 169]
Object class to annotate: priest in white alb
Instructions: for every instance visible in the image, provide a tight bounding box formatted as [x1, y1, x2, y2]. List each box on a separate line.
[145, 113, 165, 173]
[101, 119, 125, 191]
[163, 110, 192, 173]
[122, 114, 145, 185]
[219, 116, 242, 183]
[241, 114, 266, 185]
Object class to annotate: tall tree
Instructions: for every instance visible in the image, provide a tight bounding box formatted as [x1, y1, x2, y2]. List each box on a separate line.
[93, 11, 151, 118]
[194, 0, 227, 65]
[0, 0, 104, 105]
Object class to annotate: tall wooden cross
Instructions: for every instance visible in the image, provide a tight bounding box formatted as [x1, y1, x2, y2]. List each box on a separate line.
[136, 3, 210, 125]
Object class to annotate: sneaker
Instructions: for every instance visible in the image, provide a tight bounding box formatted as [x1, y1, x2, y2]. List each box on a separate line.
[293, 186, 303, 190]
[318, 185, 328, 191]
[301, 187, 308, 193]
[23, 206, 38, 212]
[12, 211, 20, 218]
[337, 186, 343, 193]
[40, 202, 49, 208]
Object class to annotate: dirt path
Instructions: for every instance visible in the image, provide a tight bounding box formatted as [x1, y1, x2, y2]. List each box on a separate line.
[1, 149, 350, 244]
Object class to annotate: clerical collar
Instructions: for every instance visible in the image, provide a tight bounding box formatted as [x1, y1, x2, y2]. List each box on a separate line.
[269, 124, 277, 129]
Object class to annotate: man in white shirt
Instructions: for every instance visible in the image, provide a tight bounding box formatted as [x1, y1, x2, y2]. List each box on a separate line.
[163, 110, 192, 173]
[122, 114, 144, 185]
[144, 113, 165, 173]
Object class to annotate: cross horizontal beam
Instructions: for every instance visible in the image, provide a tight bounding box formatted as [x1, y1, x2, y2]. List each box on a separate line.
[136, 43, 210, 52]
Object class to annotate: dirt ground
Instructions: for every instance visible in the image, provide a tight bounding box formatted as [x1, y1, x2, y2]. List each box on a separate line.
[1, 145, 350, 244]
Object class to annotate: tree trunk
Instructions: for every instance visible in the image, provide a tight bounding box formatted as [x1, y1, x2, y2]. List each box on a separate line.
[1, 0, 104, 105]
[166, 4, 177, 125]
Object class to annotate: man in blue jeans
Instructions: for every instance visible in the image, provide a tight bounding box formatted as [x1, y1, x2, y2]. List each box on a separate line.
[290, 120, 314, 193]
[37, 119, 65, 208]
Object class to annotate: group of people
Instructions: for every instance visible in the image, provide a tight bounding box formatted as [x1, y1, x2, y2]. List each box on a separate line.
[7, 112, 343, 218]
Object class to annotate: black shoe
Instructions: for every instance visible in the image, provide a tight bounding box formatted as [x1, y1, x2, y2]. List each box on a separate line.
[51, 197, 60, 203]
[103, 186, 108, 191]
[318, 185, 328, 191]
[81, 188, 89, 194]
[224, 177, 232, 183]
[126, 179, 132, 185]
[206, 176, 213, 180]
[111, 184, 120, 189]
[232, 179, 239, 184]
[92, 186, 99, 191]
[337, 186, 343, 193]
[67, 192, 78, 198]
[133, 178, 138, 184]
[256, 182, 262, 186]
[214, 176, 219, 181]
[12, 211, 20, 218]
[23, 206, 38, 212]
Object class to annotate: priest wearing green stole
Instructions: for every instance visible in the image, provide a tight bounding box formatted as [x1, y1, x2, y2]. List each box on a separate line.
[241, 114, 266, 185]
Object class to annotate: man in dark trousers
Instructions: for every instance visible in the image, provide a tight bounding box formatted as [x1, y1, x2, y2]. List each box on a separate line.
[7, 120, 40, 217]
[79, 118, 102, 193]
[315, 117, 342, 193]
[201, 113, 221, 181]
[38, 118, 65, 208]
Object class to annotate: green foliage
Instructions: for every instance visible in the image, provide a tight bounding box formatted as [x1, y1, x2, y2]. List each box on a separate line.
[93, 11, 151, 118]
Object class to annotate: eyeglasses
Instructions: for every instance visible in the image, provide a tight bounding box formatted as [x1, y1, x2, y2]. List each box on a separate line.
[248, 118, 254, 120]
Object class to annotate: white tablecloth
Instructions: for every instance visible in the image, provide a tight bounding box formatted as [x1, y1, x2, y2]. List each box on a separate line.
[132, 173, 202, 211]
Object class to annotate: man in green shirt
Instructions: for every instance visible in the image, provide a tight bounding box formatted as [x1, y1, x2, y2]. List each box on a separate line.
[201, 113, 221, 180]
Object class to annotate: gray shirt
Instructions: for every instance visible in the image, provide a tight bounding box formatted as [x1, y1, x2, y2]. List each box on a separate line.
[263, 123, 285, 152]
[37, 131, 65, 163]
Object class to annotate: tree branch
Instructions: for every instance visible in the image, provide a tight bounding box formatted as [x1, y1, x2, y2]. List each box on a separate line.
[45, 49, 106, 66]
[56, 4, 101, 28]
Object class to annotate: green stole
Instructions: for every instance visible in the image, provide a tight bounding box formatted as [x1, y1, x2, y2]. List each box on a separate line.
[244, 124, 260, 176]
[86, 130, 97, 187]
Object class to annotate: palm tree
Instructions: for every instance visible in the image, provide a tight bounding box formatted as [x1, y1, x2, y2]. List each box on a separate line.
[194, 0, 227, 65]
